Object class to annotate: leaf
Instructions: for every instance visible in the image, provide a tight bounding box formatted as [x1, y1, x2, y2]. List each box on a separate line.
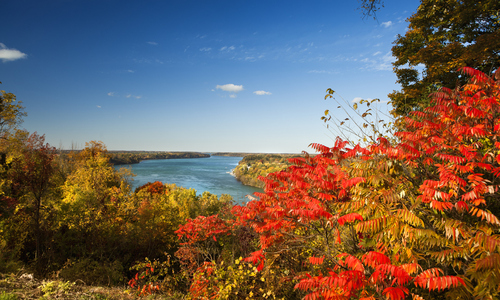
[308, 256, 325, 265]
[383, 287, 408, 300]
[338, 213, 364, 225]
[414, 269, 465, 291]
[362, 251, 390, 268]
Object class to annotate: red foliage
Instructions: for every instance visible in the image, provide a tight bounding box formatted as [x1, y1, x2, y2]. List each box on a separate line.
[136, 181, 167, 195]
[176, 67, 499, 298]
[175, 214, 231, 245]
[230, 67, 500, 298]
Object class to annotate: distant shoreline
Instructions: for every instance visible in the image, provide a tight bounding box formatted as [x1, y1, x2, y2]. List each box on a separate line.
[57, 149, 303, 166]
[211, 152, 301, 157]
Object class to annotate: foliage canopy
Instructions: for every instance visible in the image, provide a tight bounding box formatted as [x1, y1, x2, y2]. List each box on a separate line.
[389, 0, 500, 115]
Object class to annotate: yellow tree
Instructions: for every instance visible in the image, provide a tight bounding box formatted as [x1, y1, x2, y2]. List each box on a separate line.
[60, 141, 132, 229]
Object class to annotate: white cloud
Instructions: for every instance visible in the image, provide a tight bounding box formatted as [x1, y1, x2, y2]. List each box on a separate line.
[374, 52, 395, 71]
[107, 92, 115, 96]
[308, 70, 331, 74]
[199, 47, 212, 51]
[229, 94, 237, 98]
[373, 51, 381, 56]
[0, 43, 27, 62]
[381, 21, 393, 28]
[126, 94, 142, 99]
[127, 70, 134, 73]
[97, 105, 102, 108]
[147, 41, 158, 45]
[253, 90, 271, 95]
[133, 58, 163, 64]
[216, 84, 244, 93]
[220, 45, 236, 51]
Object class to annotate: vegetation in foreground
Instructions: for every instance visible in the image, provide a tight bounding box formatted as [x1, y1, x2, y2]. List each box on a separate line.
[0, 272, 138, 300]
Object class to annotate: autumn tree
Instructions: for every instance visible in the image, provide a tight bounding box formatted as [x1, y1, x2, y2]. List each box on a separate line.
[61, 141, 131, 215]
[0, 83, 26, 141]
[390, 0, 500, 116]
[9, 132, 56, 261]
[0, 85, 27, 211]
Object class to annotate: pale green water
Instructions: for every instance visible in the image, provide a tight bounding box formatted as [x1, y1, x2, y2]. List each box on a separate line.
[117, 156, 262, 204]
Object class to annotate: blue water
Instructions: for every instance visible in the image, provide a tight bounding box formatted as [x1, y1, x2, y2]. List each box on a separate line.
[116, 156, 262, 204]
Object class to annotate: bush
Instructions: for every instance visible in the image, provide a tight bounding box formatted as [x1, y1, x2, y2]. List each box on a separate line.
[58, 258, 124, 286]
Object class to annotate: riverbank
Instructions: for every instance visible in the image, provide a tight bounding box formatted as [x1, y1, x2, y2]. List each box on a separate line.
[231, 153, 303, 188]
[109, 151, 210, 165]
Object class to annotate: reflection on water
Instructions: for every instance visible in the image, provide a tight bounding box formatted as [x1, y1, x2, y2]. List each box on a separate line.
[115, 156, 261, 204]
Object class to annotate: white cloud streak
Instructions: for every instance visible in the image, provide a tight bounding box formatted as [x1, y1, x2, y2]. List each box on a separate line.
[216, 84, 244, 93]
[0, 43, 27, 62]
[381, 21, 393, 28]
[253, 90, 271, 95]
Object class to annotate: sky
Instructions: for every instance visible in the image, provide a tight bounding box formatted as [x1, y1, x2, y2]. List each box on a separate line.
[0, 0, 420, 153]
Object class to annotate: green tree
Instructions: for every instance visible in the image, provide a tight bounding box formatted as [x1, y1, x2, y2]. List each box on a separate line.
[390, 0, 500, 116]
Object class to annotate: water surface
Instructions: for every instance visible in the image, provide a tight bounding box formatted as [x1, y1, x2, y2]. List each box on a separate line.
[117, 156, 261, 204]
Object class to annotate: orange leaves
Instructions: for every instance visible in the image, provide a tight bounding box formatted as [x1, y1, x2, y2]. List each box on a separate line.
[414, 269, 465, 291]
[383, 287, 408, 300]
[296, 251, 464, 300]
[309, 256, 325, 265]
[435, 153, 466, 164]
[337, 213, 363, 226]
[175, 214, 231, 245]
[341, 177, 366, 189]
[361, 251, 391, 269]
[469, 207, 500, 225]
[244, 250, 265, 271]
[136, 181, 167, 194]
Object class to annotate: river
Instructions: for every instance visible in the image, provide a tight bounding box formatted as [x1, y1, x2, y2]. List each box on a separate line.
[115, 155, 262, 204]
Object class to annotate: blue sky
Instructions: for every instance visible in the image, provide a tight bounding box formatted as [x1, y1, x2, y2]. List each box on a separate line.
[0, 0, 419, 153]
